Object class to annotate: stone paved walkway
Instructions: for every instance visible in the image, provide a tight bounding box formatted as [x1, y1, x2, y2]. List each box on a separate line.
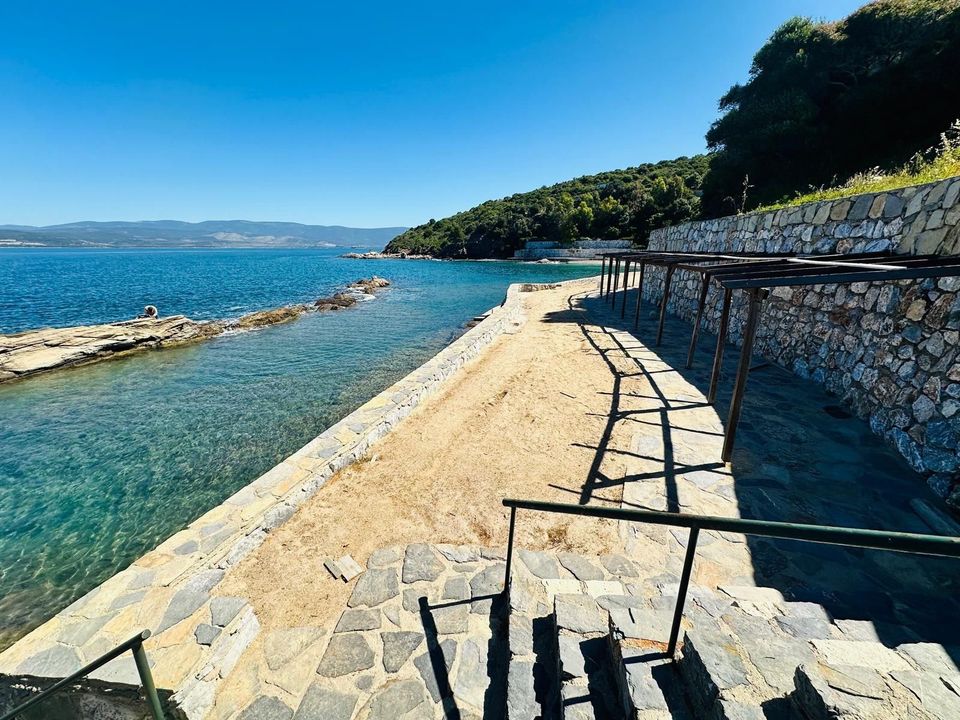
[218, 289, 960, 718]
[578, 294, 960, 648]
[207, 542, 512, 720]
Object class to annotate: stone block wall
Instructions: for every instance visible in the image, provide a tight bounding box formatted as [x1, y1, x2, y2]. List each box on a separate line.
[645, 177, 960, 509]
[514, 239, 633, 259]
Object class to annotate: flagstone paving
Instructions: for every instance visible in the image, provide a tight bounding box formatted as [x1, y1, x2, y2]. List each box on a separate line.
[217, 292, 960, 718]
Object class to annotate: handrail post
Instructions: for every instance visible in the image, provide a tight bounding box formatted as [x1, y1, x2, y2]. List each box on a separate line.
[503, 506, 517, 599]
[133, 639, 166, 720]
[667, 526, 699, 658]
[0, 630, 165, 720]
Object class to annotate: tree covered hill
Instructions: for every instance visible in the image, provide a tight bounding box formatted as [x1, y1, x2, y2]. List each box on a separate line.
[385, 156, 710, 258]
[702, 0, 960, 216]
[388, 0, 960, 255]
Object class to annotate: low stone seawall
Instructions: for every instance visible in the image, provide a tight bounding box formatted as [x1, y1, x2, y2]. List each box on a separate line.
[0, 281, 540, 718]
[645, 177, 960, 509]
[514, 239, 632, 260]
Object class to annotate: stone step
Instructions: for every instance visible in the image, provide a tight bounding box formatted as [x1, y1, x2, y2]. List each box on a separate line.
[792, 661, 957, 720]
[554, 594, 623, 720]
[678, 625, 772, 720]
[506, 609, 561, 720]
[607, 605, 692, 720]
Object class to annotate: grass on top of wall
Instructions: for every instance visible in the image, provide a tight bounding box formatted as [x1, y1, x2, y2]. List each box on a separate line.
[757, 120, 960, 213]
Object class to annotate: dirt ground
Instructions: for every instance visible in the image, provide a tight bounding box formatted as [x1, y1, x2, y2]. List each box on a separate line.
[220, 278, 638, 630]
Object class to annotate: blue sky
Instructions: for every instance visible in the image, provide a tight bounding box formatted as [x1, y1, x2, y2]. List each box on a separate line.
[1, 1, 864, 228]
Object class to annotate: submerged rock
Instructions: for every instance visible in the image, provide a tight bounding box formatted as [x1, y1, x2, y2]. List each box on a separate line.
[232, 305, 308, 329]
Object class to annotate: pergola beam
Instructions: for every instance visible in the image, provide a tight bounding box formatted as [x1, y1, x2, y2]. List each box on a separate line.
[597, 249, 960, 466]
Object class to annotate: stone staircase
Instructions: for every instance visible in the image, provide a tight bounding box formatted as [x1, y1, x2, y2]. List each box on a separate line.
[504, 549, 960, 720]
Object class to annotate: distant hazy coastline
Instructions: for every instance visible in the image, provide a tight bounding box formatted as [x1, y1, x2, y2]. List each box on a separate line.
[0, 219, 407, 249]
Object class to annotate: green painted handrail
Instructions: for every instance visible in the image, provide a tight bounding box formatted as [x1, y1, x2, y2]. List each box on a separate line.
[0, 629, 165, 720]
[501, 498, 960, 657]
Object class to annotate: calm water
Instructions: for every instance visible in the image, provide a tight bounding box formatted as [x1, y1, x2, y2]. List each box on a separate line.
[0, 248, 598, 647]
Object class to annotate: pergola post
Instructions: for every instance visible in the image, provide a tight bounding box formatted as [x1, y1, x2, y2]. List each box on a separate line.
[599, 255, 606, 296]
[634, 262, 646, 329]
[721, 288, 766, 462]
[605, 255, 615, 299]
[610, 257, 620, 302]
[708, 288, 732, 405]
[656, 265, 675, 346]
[620, 258, 631, 318]
[686, 273, 711, 369]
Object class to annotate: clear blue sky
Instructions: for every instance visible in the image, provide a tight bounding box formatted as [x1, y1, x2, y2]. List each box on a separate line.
[1, 1, 864, 228]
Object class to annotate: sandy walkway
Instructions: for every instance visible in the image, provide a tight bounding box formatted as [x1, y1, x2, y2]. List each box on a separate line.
[220, 278, 639, 630]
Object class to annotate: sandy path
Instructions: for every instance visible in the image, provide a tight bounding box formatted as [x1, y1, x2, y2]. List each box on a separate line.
[220, 278, 639, 630]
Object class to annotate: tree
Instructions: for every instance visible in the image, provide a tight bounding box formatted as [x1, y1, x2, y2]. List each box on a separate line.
[701, 0, 960, 216]
[385, 156, 711, 257]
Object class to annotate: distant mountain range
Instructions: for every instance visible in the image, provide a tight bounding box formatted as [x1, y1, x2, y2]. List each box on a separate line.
[0, 220, 408, 249]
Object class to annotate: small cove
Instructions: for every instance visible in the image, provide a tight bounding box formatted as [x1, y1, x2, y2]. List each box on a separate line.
[0, 247, 598, 648]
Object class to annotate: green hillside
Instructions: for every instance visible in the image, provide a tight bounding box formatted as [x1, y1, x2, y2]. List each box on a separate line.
[389, 1, 960, 254]
[702, 0, 960, 216]
[385, 156, 710, 258]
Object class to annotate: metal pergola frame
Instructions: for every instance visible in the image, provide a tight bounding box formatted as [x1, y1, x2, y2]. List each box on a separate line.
[599, 251, 788, 344]
[597, 250, 960, 463]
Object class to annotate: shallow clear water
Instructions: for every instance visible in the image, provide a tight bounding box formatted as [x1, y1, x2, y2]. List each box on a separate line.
[0, 248, 598, 647]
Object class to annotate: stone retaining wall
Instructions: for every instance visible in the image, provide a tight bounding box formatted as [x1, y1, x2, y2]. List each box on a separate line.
[645, 177, 960, 509]
[514, 239, 632, 260]
[0, 281, 540, 718]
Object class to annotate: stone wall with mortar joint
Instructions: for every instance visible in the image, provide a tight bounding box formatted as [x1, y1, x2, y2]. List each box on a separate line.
[0, 280, 543, 718]
[514, 239, 633, 259]
[645, 177, 960, 510]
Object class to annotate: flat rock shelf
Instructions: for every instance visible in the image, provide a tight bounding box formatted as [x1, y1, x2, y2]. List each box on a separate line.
[0, 277, 391, 384]
[0, 315, 220, 382]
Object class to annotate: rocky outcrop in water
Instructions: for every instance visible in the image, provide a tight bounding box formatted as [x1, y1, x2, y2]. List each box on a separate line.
[0, 316, 221, 382]
[0, 277, 391, 383]
[342, 251, 434, 260]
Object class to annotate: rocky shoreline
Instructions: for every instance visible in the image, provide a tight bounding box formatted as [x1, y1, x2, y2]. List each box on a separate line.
[341, 251, 434, 260]
[0, 277, 391, 384]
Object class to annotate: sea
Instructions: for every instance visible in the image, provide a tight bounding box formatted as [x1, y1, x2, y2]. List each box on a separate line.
[0, 246, 598, 648]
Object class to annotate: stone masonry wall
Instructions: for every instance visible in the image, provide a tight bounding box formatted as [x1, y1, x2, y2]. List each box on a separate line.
[514, 239, 633, 260]
[645, 177, 960, 509]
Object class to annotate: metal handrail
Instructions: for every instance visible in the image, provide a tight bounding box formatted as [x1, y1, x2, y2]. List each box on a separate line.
[0, 629, 165, 720]
[501, 498, 960, 658]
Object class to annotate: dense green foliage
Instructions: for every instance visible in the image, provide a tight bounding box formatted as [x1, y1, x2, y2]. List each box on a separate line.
[701, 0, 960, 216]
[386, 156, 709, 258]
[757, 120, 960, 211]
[390, 0, 960, 255]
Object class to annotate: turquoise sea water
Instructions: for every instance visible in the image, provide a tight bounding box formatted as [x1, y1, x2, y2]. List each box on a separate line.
[0, 248, 598, 648]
